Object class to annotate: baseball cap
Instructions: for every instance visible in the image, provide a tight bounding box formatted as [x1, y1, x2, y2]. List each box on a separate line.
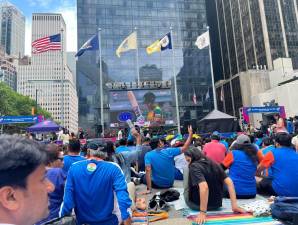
[236, 134, 251, 145]
[212, 131, 220, 136]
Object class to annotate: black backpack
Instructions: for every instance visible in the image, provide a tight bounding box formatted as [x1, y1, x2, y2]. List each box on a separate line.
[160, 189, 180, 202]
[271, 197, 298, 225]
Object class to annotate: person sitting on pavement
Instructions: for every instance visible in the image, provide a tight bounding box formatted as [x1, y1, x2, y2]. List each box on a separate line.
[202, 131, 226, 164]
[0, 135, 54, 225]
[137, 137, 152, 172]
[36, 144, 66, 224]
[115, 138, 131, 153]
[141, 126, 193, 193]
[172, 139, 188, 181]
[256, 132, 298, 197]
[221, 134, 263, 199]
[260, 137, 275, 178]
[184, 147, 245, 225]
[60, 140, 132, 225]
[63, 139, 85, 174]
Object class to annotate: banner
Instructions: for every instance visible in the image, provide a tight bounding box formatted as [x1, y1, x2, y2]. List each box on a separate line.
[242, 106, 286, 123]
[0, 115, 43, 125]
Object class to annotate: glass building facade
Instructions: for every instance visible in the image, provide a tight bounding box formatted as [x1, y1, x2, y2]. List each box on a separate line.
[214, 0, 298, 116]
[0, 2, 25, 57]
[77, 0, 213, 136]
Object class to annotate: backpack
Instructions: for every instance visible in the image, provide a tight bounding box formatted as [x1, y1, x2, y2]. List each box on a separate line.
[160, 189, 180, 202]
[271, 197, 298, 224]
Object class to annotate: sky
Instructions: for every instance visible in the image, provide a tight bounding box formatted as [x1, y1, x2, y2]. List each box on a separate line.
[8, 0, 77, 55]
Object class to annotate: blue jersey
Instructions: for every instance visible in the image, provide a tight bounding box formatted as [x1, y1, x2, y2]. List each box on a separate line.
[63, 155, 86, 173]
[145, 147, 181, 188]
[115, 145, 131, 153]
[60, 160, 131, 225]
[228, 150, 257, 196]
[270, 147, 298, 196]
[36, 168, 66, 225]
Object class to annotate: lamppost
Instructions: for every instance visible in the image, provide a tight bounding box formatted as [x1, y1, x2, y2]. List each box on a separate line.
[35, 88, 42, 115]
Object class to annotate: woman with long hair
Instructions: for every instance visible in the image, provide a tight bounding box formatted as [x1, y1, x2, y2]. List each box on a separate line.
[184, 147, 244, 225]
[222, 134, 263, 199]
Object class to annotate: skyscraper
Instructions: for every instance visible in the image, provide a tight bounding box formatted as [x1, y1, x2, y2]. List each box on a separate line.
[0, 46, 17, 90]
[17, 13, 78, 133]
[0, 1, 25, 57]
[77, 0, 213, 136]
[213, 0, 298, 116]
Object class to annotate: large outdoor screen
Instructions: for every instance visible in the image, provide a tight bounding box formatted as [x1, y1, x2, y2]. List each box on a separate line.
[109, 89, 175, 127]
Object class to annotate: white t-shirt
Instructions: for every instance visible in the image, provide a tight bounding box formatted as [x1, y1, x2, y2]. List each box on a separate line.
[117, 130, 123, 140]
[174, 153, 188, 174]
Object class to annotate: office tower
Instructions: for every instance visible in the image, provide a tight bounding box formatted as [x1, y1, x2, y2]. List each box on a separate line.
[214, 0, 298, 116]
[77, 0, 213, 136]
[17, 13, 78, 132]
[0, 1, 25, 57]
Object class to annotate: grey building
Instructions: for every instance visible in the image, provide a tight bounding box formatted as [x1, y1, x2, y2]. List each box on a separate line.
[77, 0, 214, 136]
[0, 47, 17, 90]
[213, 0, 298, 116]
[0, 1, 25, 57]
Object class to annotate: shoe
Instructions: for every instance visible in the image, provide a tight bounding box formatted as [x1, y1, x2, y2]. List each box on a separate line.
[132, 177, 141, 185]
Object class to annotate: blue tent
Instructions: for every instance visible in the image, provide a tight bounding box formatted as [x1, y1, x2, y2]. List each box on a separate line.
[27, 120, 60, 133]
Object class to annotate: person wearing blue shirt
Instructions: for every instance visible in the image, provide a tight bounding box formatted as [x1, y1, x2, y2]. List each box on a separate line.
[63, 139, 85, 174]
[60, 145, 132, 225]
[116, 138, 131, 153]
[36, 144, 66, 225]
[257, 132, 298, 197]
[142, 126, 193, 194]
[287, 118, 294, 134]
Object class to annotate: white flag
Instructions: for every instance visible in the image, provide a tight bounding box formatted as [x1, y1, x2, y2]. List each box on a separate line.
[220, 86, 224, 102]
[205, 89, 210, 101]
[195, 31, 210, 49]
[116, 32, 137, 57]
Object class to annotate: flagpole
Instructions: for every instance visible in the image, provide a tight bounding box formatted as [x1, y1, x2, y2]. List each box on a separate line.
[60, 28, 65, 128]
[135, 27, 140, 85]
[98, 28, 104, 137]
[170, 27, 181, 134]
[207, 26, 217, 110]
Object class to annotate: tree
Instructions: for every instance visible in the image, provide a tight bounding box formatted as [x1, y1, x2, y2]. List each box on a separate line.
[0, 82, 51, 118]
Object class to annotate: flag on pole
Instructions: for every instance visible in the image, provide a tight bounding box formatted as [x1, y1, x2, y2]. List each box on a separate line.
[193, 91, 197, 105]
[195, 31, 210, 49]
[220, 85, 224, 102]
[32, 34, 61, 54]
[146, 32, 172, 55]
[116, 32, 137, 57]
[205, 89, 210, 101]
[75, 34, 99, 57]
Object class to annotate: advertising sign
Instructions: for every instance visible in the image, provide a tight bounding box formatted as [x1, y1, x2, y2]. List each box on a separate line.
[109, 89, 175, 127]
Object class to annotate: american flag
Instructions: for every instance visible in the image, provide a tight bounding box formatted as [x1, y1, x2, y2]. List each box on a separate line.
[32, 34, 61, 54]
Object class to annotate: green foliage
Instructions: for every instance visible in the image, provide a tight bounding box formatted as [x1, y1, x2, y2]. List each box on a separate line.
[0, 82, 51, 118]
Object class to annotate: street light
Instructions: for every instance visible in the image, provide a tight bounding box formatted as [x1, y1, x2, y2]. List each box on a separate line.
[35, 88, 42, 115]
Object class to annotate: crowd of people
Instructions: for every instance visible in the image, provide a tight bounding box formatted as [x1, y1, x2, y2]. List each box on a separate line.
[1, 115, 298, 225]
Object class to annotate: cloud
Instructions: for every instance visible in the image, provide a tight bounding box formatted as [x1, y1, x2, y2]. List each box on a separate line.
[27, 0, 53, 8]
[24, 19, 32, 55]
[56, 5, 77, 52]
[23, 0, 77, 55]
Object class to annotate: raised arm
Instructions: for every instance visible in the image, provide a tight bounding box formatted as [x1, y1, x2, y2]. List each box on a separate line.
[181, 125, 193, 153]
